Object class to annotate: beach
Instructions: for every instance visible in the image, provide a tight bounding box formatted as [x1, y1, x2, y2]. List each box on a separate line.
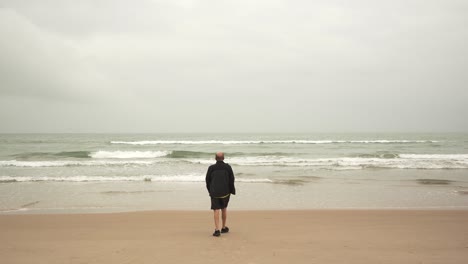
[1, 134, 468, 262]
[1, 210, 468, 264]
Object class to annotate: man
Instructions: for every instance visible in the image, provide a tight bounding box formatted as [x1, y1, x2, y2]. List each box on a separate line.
[205, 152, 236, 237]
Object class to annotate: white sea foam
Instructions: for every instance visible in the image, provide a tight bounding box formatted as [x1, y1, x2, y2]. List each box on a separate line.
[0, 175, 195, 182]
[111, 140, 438, 145]
[184, 154, 468, 169]
[0, 160, 155, 167]
[399, 154, 468, 159]
[0, 208, 29, 213]
[237, 178, 274, 183]
[0, 175, 273, 183]
[2, 153, 466, 169]
[349, 140, 438, 144]
[90, 150, 171, 159]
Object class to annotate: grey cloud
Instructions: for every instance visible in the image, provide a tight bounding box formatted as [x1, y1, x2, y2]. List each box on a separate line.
[0, 1, 467, 132]
[0, 9, 115, 103]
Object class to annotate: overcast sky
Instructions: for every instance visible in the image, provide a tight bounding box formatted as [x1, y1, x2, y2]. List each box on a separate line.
[0, 0, 467, 133]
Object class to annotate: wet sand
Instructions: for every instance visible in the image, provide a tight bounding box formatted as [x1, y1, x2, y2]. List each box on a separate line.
[1, 210, 468, 264]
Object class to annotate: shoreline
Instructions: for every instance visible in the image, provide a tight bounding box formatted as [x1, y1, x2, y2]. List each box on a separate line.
[2, 173, 468, 214]
[2, 209, 468, 263]
[3, 206, 468, 215]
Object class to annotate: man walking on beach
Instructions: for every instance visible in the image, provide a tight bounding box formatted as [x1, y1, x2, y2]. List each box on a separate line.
[206, 152, 236, 237]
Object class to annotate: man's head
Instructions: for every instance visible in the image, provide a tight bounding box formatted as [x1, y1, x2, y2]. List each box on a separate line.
[215, 152, 224, 161]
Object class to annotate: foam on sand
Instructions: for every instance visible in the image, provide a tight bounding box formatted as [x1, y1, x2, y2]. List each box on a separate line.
[0, 175, 273, 183]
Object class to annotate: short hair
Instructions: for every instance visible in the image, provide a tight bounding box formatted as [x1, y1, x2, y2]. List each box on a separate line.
[215, 152, 224, 161]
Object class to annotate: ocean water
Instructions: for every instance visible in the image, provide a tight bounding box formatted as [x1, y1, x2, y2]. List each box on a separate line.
[1, 133, 467, 213]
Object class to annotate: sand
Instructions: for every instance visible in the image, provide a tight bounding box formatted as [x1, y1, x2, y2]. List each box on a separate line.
[1, 210, 468, 264]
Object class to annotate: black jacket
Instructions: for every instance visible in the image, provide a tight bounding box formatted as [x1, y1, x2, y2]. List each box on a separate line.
[206, 161, 236, 197]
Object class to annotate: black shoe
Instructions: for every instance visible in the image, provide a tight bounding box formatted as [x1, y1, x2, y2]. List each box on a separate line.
[221, 227, 229, 233]
[213, 230, 220, 237]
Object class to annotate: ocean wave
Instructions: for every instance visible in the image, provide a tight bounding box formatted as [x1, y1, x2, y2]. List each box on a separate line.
[3, 153, 466, 169]
[0, 160, 155, 167]
[168, 150, 213, 158]
[356, 153, 400, 159]
[399, 154, 468, 159]
[13, 151, 91, 159]
[167, 150, 289, 159]
[356, 153, 468, 160]
[0, 175, 273, 183]
[111, 140, 438, 145]
[184, 154, 468, 169]
[90, 150, 170, 159]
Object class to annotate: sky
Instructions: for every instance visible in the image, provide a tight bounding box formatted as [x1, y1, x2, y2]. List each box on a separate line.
[0, 0, 467, 133]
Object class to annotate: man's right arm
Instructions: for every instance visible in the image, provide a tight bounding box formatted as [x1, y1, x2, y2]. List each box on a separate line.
[205, 166, 212, 193]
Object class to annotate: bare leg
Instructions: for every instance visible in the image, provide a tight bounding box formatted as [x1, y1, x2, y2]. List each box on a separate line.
[213, 209, 220, 230]
[221, 208, 227, 228]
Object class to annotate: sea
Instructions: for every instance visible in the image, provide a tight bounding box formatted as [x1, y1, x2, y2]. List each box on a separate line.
[1, 133, 467, 213]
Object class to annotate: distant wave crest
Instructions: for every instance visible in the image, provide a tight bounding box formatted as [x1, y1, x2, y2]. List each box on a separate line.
[110, 140, 438, 145]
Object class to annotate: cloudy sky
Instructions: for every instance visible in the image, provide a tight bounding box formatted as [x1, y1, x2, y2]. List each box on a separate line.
[0, 0, 467, 133]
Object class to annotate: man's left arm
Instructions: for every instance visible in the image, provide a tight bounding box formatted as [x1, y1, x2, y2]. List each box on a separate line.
[228, 165, 236, 195]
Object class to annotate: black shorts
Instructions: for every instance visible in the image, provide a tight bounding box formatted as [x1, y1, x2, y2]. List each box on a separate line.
[211, 195, 230, 210]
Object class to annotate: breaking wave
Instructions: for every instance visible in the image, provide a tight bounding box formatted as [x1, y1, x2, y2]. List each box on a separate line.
[184, 154, 468, 169]
[2, 154, 467, 169]
[399, 154, 468, 159]
[90, 150, 170, 159]
[13, 150, 172, 160]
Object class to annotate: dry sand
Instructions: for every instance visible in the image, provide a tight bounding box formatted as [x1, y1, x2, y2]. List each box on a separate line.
[1, 210, 468, 264]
